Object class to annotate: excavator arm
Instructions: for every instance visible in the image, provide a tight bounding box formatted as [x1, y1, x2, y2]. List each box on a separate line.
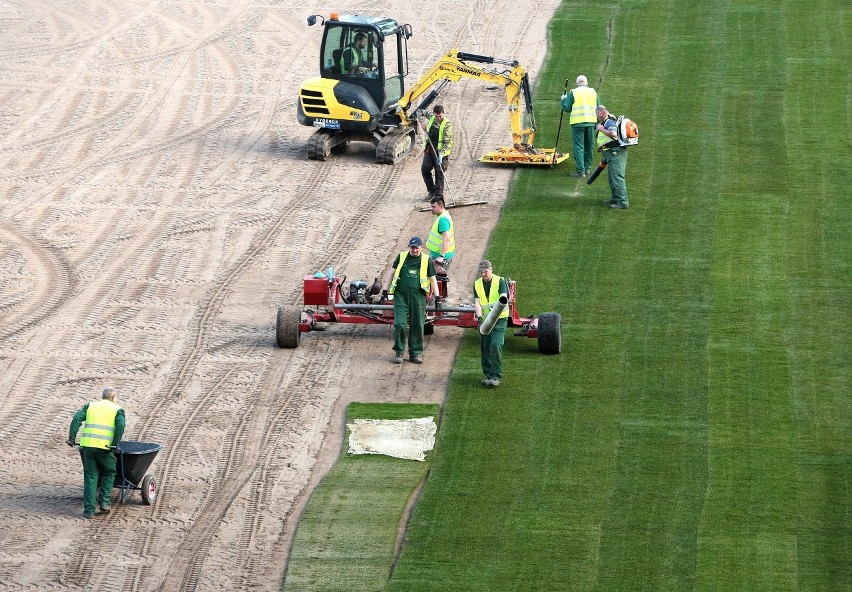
[395, 50, 536, 147]
[391, 50, 568, 165]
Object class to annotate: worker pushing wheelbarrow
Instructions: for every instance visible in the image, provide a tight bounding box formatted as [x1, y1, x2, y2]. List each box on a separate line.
[68, 387, 162, 518]
[70, 441, 162, 503]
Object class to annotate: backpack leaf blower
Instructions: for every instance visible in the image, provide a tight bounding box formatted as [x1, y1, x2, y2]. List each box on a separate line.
[586, 161, 607, 184]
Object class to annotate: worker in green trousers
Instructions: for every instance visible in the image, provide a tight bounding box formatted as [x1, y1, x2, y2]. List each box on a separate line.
[68, 386, 126, 519]
[382, 236, 439, 364]
[474, 260, 509, 387]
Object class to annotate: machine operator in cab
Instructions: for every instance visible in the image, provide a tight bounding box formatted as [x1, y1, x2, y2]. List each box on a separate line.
[341, 32, 374, 76]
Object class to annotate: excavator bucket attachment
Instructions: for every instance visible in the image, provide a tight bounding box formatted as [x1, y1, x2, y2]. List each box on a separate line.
[479, 146, 569, 166]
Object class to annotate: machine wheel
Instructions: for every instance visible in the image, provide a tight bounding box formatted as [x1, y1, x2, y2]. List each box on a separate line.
[141, 474, 157, 505]
[276, 305, 301, 349]
[376, 128, 415, 164]
[424, 324, 435, 336]
[537, 312, 562, 355]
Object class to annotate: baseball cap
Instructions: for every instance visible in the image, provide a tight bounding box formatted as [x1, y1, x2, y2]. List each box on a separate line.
[408, 236, 423, 247]
[478, 259, 492, 272]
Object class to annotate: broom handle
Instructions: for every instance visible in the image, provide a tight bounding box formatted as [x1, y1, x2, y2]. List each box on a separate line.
[552, 79, 570, 165]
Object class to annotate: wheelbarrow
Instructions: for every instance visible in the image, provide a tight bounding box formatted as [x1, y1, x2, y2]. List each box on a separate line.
[77, 440, 162, 505]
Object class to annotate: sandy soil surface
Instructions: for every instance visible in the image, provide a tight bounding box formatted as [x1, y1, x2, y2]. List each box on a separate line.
[0, 1, 560, 589]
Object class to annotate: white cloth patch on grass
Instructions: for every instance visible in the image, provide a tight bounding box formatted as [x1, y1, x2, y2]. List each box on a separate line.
[347, 417, 437, 461]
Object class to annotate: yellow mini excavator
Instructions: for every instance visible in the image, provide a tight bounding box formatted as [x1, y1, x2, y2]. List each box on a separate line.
[297, 13, 569, 166]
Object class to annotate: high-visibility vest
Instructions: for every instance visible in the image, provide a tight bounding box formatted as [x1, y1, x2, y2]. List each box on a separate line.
[425, 212, 455, 257]
[569, 87, 597, 124]
[597, 116, 617, 147]
[79, 399, 121, 449]
[341, 45, 366, 73]
[474, 275, 509, 319]
[389, 251, 430, 294]
[423, 116, 452, 155]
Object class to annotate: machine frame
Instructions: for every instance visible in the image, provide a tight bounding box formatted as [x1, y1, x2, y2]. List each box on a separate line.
[275, 271, 563, 355]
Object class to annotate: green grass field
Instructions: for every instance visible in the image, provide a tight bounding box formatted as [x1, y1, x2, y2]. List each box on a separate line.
[284, 1, 850, 590]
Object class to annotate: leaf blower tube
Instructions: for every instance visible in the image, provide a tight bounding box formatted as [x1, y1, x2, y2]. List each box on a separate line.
[586, 161, 607, 185]
[479, 295, 509, 335]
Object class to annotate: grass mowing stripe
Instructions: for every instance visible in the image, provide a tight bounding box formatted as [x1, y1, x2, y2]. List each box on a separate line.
[696, 4, 800, 590]
[282, 403, 438, 592]
[588, 1, 721, 589]
[782, 1, 852, 589]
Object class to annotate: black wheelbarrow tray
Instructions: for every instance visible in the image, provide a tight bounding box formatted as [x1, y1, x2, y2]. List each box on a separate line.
[79, 441, 163, 505]
[114, 441, 162, 504]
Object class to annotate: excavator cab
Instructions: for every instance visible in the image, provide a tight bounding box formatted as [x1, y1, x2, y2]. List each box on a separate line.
[299, 14, 415, 162]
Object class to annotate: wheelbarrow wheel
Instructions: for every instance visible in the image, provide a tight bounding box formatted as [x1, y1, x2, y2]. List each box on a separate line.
[424, 323, 435, 336]
[276, 305, 301, 348]
[141, 474, 158, 505]
[537, 312, 562, 355]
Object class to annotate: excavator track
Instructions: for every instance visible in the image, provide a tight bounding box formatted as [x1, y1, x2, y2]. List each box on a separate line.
[376, 127, 416, 164]
[307, 128, 348, 161]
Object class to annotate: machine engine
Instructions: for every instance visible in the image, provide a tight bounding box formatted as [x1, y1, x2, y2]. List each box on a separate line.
[346, 277, 382, 304]
[347, 280, 369, 304]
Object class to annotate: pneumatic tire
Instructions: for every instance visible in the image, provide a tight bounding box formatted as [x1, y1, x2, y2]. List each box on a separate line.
[141, 474, 157, 505]
[537, 312, 562, 355]
[276, 306, 301, 349]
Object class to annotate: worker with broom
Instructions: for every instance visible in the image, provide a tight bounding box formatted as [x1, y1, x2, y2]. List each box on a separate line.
[420, 104, 453, 200]
[560, 75, 599, 177]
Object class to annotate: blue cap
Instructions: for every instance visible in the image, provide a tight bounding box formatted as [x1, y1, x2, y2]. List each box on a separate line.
[408, 236, 423, 247]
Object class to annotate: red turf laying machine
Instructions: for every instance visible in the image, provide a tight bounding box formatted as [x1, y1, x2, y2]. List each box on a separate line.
[275, 268, 563, 354]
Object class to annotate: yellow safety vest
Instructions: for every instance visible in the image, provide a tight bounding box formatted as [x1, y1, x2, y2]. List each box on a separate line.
[389, 251, 430, 294]
[423, 116, 452, 155]
[340, 45, 366, 74]
[79, 399, 121, 449]
[597, 116, 617, 147]
[425, 212, 455, 257]
[474, 275, 509, 319]
[570, 86, 597, 125]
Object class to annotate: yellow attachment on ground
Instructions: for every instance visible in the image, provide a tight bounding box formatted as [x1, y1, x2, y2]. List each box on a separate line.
[479, 146, 570, 166]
